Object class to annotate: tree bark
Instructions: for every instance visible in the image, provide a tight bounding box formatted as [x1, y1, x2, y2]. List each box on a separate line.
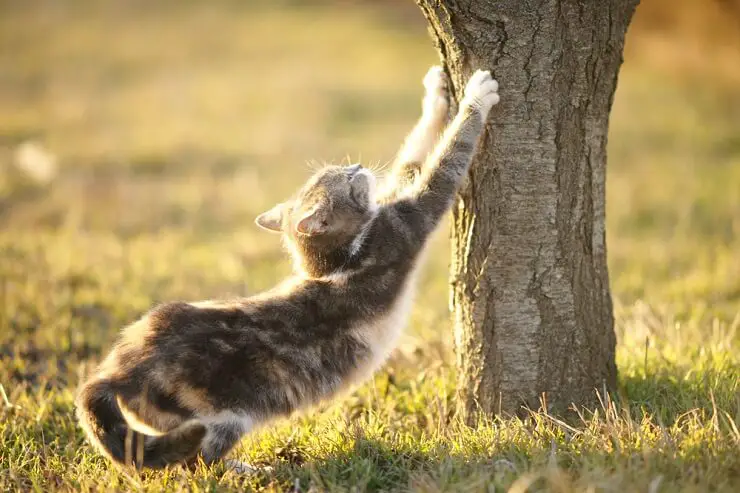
[415, 0, 638, 419]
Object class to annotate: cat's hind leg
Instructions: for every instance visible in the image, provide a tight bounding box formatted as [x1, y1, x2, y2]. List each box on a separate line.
[197, 412, 252, 468]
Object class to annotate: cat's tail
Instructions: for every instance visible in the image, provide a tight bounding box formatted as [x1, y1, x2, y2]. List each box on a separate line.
[75, 379, 206, 468]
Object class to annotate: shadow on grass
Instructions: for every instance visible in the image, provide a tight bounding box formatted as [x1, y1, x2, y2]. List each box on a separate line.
[238, 431, 736, 492]
[620, 366, 739, 426]
[245, 436, 517, 492]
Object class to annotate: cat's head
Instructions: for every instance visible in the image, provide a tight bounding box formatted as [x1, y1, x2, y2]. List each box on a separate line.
[255, 164, 378, 273]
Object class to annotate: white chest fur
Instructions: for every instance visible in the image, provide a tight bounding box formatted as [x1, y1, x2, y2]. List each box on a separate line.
[347, 272, 417, 387]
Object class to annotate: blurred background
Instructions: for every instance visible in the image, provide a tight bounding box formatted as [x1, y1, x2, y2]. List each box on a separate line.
[0, 0, 739, 385]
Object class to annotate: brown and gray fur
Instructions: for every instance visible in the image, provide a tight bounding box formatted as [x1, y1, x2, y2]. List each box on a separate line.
[76, 67, 500, 470]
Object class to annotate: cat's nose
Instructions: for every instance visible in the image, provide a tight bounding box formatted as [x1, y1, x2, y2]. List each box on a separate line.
[345, 164, 362, 176]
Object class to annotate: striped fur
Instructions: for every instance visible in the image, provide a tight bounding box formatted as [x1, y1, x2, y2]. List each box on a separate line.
[76, 67, 499, 469]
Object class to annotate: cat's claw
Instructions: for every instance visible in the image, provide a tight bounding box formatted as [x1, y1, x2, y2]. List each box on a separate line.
[422, 66, 449, 120]
[462, 69, 500, 118]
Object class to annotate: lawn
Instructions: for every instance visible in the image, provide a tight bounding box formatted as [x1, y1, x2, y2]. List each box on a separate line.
[1, 1, 739, 491]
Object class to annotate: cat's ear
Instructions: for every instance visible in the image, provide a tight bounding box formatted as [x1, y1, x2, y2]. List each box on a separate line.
[255, 203, 287, 233]
[295, 205, 328, 236]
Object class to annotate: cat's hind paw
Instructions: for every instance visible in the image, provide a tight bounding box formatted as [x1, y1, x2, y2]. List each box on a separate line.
[461, 69, 500, 118]
[224, 459, 258, 475]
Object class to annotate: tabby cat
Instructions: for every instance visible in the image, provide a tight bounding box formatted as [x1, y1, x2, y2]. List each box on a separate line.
[76, 67, 500, 470]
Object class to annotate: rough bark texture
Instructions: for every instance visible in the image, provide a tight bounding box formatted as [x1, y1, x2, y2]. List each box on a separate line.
[415, 0, 638, 419]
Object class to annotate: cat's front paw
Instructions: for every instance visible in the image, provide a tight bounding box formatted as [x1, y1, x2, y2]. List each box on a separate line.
[422, 65, 449, 120]
[461, 69, 500, 119]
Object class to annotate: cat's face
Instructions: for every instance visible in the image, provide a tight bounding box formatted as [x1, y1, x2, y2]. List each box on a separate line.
[256, 164, 377, 242]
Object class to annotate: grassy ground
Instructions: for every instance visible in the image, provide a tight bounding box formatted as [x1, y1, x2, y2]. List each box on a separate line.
[1, 1, 739, 491]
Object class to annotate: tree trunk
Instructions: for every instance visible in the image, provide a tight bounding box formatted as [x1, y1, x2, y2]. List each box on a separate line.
[415, 0, 638, 419]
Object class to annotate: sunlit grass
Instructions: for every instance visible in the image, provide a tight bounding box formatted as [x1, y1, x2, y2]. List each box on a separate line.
[1, 1, 739, 491]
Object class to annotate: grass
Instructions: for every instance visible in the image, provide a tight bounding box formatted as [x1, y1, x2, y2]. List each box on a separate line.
[1, 1, 739, 491]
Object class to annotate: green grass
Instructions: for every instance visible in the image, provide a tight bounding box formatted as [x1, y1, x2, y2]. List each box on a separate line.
[1, 1, 739, 491]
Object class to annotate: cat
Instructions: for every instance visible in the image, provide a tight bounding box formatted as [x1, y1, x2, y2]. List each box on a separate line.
[75, 67, 500, 470]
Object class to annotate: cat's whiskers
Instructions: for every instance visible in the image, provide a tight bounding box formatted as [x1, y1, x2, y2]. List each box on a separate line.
[305, 159, 323, 172]
[369, 160, 392, 179]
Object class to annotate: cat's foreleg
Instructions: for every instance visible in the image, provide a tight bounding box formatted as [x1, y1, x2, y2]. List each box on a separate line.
[380, 66, 450, 200]
[407, 70, 499, 231]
